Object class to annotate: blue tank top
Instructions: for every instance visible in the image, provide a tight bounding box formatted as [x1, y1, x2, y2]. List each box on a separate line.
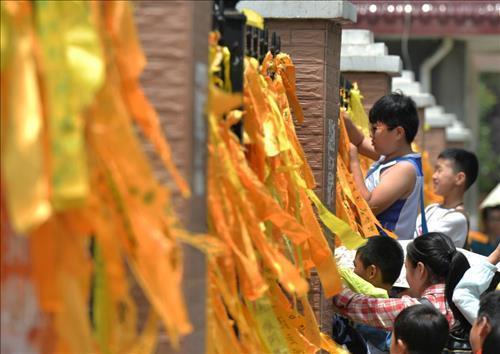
[365, 153, 424, 240]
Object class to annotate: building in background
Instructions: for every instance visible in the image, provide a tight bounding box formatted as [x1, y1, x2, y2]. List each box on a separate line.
[348, 1, 500, 226]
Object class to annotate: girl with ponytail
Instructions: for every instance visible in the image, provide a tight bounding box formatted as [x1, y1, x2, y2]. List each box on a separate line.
[333, 232, 465, 330]
[408, 232, 473, 352]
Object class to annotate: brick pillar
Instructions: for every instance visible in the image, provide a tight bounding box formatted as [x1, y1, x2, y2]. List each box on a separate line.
[392, 71, 435, 149]
[237, 0, 357, 333]
[265, 21, 342, 203]
[415, 108, 426, 148]
[135, 1, 211, 352]
[424, 106, 454, 166]
[341, 30, 402, 112]
[446, 120, 472, 150]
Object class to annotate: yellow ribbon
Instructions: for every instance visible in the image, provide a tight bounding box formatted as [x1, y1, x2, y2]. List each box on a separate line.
[222, 46, 232, 92]
[347, 84, 370, 137]
[306, 189, 367, 250]
[241, 9, 265, 30]
[34, 0, 104, 209]
[250, 295, 291, 354]
[346, 85, 373, 174]
[1, 1, 51, 233]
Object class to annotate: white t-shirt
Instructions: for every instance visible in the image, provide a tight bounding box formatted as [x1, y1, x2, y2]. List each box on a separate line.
[414, 203, 468, 247]
[452, 261, 498, 325]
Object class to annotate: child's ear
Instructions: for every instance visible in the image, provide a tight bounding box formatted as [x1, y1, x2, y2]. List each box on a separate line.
[478, 316, 492, 339]
[416, 261, 426, 279]
[455, 171, 466, 187]
[393, 338, 407, 354]
[395, 126, 406, 141]
[368, 264, 377, 280]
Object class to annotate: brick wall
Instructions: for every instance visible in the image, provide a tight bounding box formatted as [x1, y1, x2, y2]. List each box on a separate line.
[135, 1, 194, 222]
[267, 21, 341, 204]
[266, 19, 342, 332]
[342, 72, 391, 113]
[415, 107, 425, 150]
[446, 141, 466, 150]
[134, 2, 210, 352]
[425, 127, 447, 166]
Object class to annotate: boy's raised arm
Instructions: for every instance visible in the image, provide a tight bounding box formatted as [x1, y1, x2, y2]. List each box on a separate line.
[344, 116, 380, 161]
[350, 148, 416, 215]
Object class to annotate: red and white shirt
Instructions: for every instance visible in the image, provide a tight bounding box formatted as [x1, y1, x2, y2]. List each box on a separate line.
[333, 283, 454, 331]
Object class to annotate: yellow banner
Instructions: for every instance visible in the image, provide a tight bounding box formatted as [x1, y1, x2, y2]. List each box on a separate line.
[34, 0, 104, 209]
[1, 1, 51, 233]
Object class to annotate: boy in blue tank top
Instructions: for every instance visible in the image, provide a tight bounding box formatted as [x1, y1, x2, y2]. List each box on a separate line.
[345, 92, 423, 239]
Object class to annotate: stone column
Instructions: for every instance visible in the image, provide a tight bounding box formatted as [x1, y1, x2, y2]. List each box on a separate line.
[392, 70, 435, 149]
[446, 120, 472, 150]
[424, 106, 454, 165]
[237, 0, 356, 333]
[340, 29, 402, 112]
[135, 2, 211, 352]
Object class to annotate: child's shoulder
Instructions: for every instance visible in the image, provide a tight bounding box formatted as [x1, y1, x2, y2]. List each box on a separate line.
[430, 204, 468, 221]
[381, 153, 422, 175]
[425, 203, 440, 211]
[381, 159, 419, 178]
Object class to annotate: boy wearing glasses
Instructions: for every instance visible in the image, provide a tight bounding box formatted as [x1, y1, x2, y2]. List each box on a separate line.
[345, 92, 422, 239]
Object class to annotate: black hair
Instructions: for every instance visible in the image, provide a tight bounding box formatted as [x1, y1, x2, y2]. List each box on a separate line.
[445, 246, 471, 334]
[483, 320, 500, 354]
[407, 232, 471, 332]
[478, 291, 500, 354]
[438, 148, 479, 190]
[393, 304, 449, 354]
[368, 92, 419, 143]
[406, 232, 465, 283]
[356, 235, 404, 285]
[478, 291, 500, 328]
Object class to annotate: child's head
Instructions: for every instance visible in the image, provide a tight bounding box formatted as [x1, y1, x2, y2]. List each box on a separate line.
[482, 205, 500, 241]
[368, 92, 419, 154]
[405, 232, 468, 297]
[354, 235, 404, 290]
[433, 148, 479, 196]
[470, 291, 500, 354]
[391, 304, 449, 354]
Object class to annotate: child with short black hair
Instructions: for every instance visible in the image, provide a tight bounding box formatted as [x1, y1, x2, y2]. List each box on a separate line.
[390, 304, 449, 354]
[346, 92, 424, 239]
[414, 148, 479, 247]
[334, 232, 467, 330]
[353, 236, 405, 353]
[470, 291, 500, 354]
[354, 235, 405, 291]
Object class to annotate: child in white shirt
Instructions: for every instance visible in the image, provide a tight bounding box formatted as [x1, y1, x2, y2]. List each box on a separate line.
[452, 244, 500, 325]
[414, 148, 478, 247]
